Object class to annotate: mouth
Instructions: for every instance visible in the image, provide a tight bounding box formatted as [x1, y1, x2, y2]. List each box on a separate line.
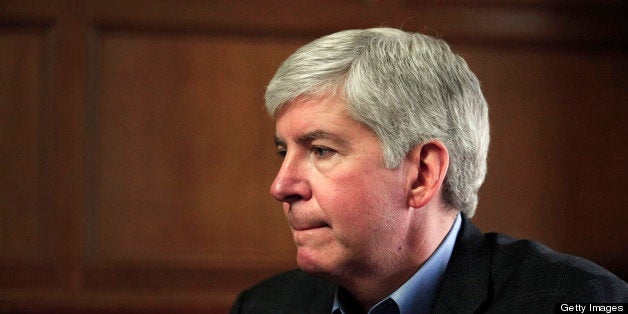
[291, 222, 330, 232]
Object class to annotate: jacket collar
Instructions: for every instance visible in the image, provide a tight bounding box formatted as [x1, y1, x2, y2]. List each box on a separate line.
[432, 215, 492, 313]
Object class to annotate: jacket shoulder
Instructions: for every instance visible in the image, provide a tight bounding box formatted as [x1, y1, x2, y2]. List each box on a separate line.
[230, 269, 335, 314]
[486, 233, 628, 304]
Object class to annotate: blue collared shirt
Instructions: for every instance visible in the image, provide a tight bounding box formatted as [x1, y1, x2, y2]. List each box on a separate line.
[332, 213, 461, 314]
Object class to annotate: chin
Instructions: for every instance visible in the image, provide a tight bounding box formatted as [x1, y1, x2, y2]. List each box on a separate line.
[296, 248, 333, 278]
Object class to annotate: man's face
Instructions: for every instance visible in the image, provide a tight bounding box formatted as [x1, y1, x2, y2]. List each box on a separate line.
[271, 95, 413, 281]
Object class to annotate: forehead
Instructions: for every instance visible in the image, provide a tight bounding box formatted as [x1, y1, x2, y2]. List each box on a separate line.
[274, 95, 365, 138]
[276, 94, 347, 119]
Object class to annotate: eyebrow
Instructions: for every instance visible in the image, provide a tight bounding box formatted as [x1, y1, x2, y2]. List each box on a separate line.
[274, 135, 285, 147]
[274, 130, 349, 148]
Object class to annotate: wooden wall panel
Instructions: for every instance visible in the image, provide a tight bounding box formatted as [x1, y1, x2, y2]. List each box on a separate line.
[0, 29, 46, 261]
[0, 27, 57, 287]
[79, 31, 307, 309]
[464, 46, 628, 275]
[87, 29, 301, 272]
[92, 32, 299, 261]
[1, 0, 626, 313]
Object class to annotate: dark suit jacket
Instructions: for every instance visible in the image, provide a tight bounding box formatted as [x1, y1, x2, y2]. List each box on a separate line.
[231, 216, 628, 313]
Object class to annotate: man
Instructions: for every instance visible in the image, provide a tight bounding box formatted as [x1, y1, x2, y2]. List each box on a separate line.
[230, 28, 627, 313]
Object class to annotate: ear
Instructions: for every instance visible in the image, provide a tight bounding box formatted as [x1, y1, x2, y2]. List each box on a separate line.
[406, 141, 449, 209]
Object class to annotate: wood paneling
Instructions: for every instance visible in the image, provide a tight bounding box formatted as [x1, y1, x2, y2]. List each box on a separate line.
[92, 33, 297, 261]
[87, 0, 625, 48]
[465, 46, 628, 274]
[1, 28, 47, 261]
[84, 30, 301, 292]
[1, 0, 626, 313]
[0, 26, 57, 288]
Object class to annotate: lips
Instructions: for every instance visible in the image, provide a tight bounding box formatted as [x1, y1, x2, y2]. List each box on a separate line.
[291, 222, 329, 231]
[286, 205, 330, 232]
[289, 217, 330, 231]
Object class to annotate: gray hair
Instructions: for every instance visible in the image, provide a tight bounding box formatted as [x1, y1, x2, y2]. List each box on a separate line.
[265, 28, 489, 217]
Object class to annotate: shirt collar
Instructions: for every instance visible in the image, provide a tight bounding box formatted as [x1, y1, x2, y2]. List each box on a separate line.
[332, 213, 461, 314]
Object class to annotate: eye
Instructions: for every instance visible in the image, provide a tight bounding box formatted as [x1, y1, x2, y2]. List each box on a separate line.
[276, 146, 287, 158]
[312, 146, 335, 159]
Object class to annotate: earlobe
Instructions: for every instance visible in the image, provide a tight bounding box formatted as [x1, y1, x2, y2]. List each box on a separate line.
[407, 141, 449, 209]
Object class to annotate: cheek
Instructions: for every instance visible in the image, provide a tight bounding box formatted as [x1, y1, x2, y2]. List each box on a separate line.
[316, 182, 364, 224]
[327, 173, 407, 228]
[313, 161, 407, 224]
[321, 181, 390, 231]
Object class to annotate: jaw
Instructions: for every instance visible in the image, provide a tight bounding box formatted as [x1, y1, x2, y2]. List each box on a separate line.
[293, 227, 344, 277]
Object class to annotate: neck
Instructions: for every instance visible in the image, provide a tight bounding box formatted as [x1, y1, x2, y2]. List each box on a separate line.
[336, 208, 458, 311]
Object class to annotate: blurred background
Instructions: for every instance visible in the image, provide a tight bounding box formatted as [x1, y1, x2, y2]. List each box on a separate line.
[1, 0, 626, 313]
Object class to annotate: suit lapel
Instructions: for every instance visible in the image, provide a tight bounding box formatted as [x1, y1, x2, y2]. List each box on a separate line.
[433, 216, 492, 313]
[307, 284, 336, 313]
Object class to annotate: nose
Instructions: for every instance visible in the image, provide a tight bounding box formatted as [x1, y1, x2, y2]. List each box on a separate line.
[270, 154, 311, 204]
